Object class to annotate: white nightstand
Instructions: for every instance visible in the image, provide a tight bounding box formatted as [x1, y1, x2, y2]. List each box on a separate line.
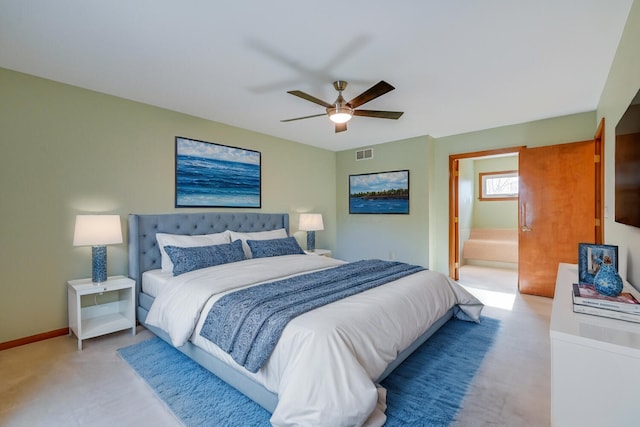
[304, 249, 332, 257]
[67, 275, 136, 350]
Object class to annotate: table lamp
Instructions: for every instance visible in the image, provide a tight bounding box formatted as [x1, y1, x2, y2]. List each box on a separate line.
[299, 213, 324, 252]
[73, 215, 123, 283]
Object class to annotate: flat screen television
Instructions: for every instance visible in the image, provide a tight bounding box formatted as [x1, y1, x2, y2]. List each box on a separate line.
[615, 88, 640, 228]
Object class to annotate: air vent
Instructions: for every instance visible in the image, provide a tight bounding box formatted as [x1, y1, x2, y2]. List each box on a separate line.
[356, 148, 374, 161]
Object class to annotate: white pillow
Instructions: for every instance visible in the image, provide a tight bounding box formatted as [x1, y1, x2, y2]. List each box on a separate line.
[229, 228, 288, 258]
[156, 231, 231, 273]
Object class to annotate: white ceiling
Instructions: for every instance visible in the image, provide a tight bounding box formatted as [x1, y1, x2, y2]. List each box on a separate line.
[0, 1, 633, 151]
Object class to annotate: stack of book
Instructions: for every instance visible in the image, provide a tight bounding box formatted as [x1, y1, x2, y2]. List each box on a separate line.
[572, 282, 640, 323]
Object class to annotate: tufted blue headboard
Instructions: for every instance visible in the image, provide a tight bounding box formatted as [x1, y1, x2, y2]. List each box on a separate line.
[128, 212, 289, 299]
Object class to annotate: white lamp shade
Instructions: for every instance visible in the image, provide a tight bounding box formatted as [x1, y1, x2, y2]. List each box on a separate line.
[328, 105, 354, 124]
[73, 215, 123, 246]
[299, 213, 324, 231]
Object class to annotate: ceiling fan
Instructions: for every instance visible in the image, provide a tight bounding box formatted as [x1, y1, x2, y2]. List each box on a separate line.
[281, 80, 404, 133]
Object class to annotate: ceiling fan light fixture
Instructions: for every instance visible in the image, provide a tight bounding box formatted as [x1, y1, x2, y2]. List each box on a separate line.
[283, 80, 402, 132]
[328, 106, 353, 124]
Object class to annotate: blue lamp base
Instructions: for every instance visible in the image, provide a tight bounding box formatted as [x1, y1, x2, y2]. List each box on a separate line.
[92, 245, 107, 283]
[306, 231, 316, 252]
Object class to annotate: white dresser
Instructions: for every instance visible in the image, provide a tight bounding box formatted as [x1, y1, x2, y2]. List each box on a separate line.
[550, 263, 640, 427]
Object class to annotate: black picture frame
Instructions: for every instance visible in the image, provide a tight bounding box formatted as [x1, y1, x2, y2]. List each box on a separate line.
[349, 170, 410, 214]
[175, 136, 261, 208]
[578, 243, 619, 284]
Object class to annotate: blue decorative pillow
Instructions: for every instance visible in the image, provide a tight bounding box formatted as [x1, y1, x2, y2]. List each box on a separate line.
[164, 239, 245, 276]
[247, 236, 305, 259]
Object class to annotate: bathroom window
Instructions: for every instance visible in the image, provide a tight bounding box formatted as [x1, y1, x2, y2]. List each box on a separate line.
[479, 170, 518, 200]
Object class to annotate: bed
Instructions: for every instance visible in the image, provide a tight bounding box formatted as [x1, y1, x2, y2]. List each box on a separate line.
[128, 212, 483, 426]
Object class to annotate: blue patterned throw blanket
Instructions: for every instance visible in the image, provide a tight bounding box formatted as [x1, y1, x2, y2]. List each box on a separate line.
[200, 259, 425, 372]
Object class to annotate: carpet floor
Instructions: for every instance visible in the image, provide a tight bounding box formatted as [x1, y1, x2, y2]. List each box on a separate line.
[118, 317, 500, 427]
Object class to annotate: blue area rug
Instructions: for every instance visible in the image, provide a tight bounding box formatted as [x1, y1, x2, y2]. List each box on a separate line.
[118, 317, 500, 426]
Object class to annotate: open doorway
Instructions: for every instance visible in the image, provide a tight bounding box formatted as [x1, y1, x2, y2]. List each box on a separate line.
[450, 119, 604, 301]
[459, 154, 519, 291]
[449, 147, 525, 280]
[449, 147, 524, 302]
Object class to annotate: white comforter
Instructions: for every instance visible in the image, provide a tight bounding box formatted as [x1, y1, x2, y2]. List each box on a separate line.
[146, 255, 483, 427]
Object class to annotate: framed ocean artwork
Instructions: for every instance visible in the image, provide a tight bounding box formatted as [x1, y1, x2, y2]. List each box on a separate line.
[175, 136, 261, 208]
[349, 170, 410, 214]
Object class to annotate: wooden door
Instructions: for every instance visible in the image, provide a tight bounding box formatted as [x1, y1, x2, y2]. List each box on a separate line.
[518, 141, 596, 297]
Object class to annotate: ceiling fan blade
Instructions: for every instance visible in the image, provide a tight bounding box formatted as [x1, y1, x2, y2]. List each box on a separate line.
[281, 113, 327, 122]
[353, 110, 404, 120]
[335, 122, 348, 133]
[347, 81, 395, 109]
[287, 90, 333, 108]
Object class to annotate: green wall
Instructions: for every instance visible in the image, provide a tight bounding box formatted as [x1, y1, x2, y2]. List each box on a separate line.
[597, 0, 640, 286]
[334, 112, 597, 274]
[458, 158, 475, 258]
[472, 156, 519, 229]
[335, 136, 435, 266]
[2, 1, 638, 343]
[430, 111, 597, 273]
[0, 68, 336, 343]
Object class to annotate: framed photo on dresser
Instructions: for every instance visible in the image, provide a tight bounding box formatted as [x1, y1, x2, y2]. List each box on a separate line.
[578, 243, 618, 284]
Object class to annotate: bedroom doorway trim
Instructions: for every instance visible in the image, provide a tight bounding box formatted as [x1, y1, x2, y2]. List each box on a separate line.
[594, 117, 605, 244]
[448, 146, 525, 280]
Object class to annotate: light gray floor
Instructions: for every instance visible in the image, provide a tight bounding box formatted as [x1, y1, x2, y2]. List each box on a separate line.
[455, 265, 551, 427]
[0, 265, 551, 427]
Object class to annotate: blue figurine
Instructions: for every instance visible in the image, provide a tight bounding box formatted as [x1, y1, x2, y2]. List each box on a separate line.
[593, 255, 623, 297]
